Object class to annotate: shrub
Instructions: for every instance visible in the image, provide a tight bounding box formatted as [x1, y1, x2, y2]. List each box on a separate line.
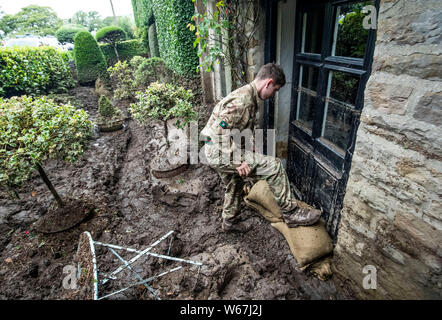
[0, 47, 74, 98]
[96, 26, 127, 61]
[99, 39, 147, 66]
[97, 95, 123, 128]
[130, 81, 196, 128]
[55, 24, 87, 44]
[0, 95, 92, 196]
[107, 60, 136, 100]
[134, 57, 172, 87]
[73, 31, 108, 85]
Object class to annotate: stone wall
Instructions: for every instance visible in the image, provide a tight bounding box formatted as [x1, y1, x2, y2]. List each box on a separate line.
[333, 0, 442, 299]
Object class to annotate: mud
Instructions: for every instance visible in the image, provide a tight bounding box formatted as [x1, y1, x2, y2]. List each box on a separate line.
[0, 85, 351, 300]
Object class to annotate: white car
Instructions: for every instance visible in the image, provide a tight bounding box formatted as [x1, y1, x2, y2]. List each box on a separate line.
[2, 35, 72, 51]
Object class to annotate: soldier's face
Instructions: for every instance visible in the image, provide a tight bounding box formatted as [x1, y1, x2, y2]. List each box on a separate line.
[260, 79, 282, 100]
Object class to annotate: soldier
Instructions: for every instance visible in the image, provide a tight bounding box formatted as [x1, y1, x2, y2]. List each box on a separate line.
[201, 63, 321, 232]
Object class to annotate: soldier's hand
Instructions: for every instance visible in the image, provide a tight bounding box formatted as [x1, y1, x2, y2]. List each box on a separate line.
[236, 161, 251, 177]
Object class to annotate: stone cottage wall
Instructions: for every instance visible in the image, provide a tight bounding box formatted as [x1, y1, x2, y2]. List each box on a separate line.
[333, 0, 442, 299]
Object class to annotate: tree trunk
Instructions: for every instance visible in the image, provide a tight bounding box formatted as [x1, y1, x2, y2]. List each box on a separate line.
[36, 163, 64, 208]
[109, 0, 118, 26]
[113, 44, 120, 61]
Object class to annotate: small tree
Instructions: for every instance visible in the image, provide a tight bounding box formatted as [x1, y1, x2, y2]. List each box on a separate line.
[73, 30, 108, 84]
[0, 96, 93, 206]
[55, 24, 87, 44]
[96, 26, 127, 61]
[130, 82, 196, 148]
[96, 95, 123, 131]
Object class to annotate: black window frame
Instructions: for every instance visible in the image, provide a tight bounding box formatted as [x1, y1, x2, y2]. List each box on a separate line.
[290, 0, 379, 170]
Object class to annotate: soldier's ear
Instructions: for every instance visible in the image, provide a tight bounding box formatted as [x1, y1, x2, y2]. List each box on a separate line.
[266, 79, 273, 88]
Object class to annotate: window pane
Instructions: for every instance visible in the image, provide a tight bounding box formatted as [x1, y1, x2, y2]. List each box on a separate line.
[296, 66, 319, 131]
[322, 100, 353, 153]
[332, 1, 374, 59]
[330, 71, 360, 105]
[321, 71, 359, 152]
[301, 8, 325, 54]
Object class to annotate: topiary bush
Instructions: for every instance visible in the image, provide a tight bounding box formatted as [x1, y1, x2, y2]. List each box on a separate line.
[97, 95, 123, 131]
[99, 39, 147, 66]
[0, 47, 74, 98]
[55, 24, 87, 44]
[0, 95, 92, 203]
[96, 26, 128, 61]
[73, 31, 108, 85]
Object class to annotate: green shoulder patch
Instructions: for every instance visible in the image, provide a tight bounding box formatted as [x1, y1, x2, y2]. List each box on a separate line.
[219, 120, 228, 129]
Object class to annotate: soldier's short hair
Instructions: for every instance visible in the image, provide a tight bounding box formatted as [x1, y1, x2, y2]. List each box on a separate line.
[255, 63, 286, 86]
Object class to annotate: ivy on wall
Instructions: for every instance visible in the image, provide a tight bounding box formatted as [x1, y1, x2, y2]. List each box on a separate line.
[131, 0, 198, 75]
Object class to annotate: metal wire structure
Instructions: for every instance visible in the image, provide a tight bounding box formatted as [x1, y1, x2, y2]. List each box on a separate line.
[76, 230, 203, 300]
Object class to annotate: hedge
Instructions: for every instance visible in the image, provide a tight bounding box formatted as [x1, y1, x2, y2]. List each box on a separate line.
[73, 31, 108, 84]
[131, 0, 198, 75]
[148, 23, 160, 57]
[99, 39, 148, 66]
[0, 47, 74, 98]
[55, 24, 87, 44]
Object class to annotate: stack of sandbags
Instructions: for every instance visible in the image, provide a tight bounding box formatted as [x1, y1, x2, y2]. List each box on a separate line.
[244, 180, 333, 280]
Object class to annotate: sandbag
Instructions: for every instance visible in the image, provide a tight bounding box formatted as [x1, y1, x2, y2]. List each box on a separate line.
[271, 221, 333, 268]
[243, 180, 284, 223]
[243, 180, 334, 280]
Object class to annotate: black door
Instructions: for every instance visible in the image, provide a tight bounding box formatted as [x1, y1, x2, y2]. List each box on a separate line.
[287, 0, 379, 241]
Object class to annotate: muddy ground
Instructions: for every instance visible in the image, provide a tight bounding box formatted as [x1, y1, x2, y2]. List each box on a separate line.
[0, 83, 352, 300]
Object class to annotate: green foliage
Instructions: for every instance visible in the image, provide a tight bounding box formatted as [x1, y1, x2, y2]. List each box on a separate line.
[108, 60, 135, 100]
[98, 95, 114, 117]
[0, 95, 93, 189]
[73, 31, 108, 84]
[134, 57, 172, 86]
[151, 0, 199, 75]
[0, 46, 74, 98]
[131, 0, 198, 75]
[99, 39, 147, 66]
[0, 5, 62, 37]
[68, 10, 102, 32]
[131, 0, 154, 28]
[130, 81, 196, 128]
[96, 26, 127, 44]
[335, 4, 371, 58]
[55, 24, 87, 44]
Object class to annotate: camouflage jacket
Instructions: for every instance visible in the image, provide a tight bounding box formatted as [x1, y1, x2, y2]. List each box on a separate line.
[201, 82, 259, 155]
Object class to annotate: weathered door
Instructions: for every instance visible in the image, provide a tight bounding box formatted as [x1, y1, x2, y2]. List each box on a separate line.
[287, 0, 379, 240]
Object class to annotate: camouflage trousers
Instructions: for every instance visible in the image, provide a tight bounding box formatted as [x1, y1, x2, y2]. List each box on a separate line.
[205, 145, 297, 220]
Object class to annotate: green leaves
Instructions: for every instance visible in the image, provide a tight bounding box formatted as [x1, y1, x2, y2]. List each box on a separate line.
[130, 82, 197, 128]
[0, 47, 75, 98]
[0, 96, 93, 190]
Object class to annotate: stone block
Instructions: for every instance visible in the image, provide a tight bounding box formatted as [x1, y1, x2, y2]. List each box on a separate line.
[374, 53, 442, 81]
[413, 91, 442, 126]
[367, 82, 413, 115]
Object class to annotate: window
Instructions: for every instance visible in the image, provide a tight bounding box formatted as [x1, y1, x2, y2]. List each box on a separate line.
[291, 0, 378, 169]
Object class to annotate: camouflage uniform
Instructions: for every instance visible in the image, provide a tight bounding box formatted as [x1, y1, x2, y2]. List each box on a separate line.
[201, 83, 297, 221]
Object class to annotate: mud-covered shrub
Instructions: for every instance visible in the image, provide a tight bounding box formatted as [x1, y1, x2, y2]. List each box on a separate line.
[99, 39, 147, 66]
[130, 81, 196, 128]
[56, 24, 87, 44]
[73, 31, 108, 84]
[0, 95, 93, 190]
[0, 47, 74, 98]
